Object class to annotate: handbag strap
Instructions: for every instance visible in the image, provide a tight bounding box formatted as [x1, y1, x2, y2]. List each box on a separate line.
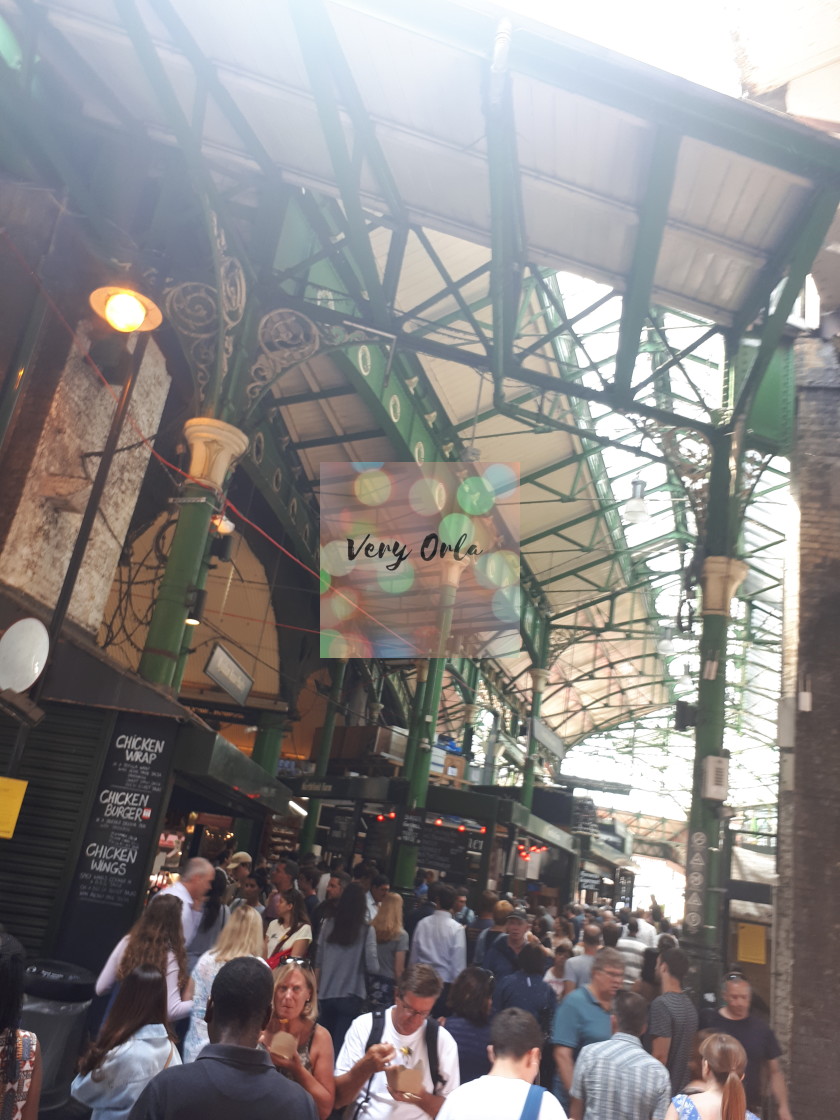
[519, 1084, 545, 1120]
[164, 1041, 176, 1069]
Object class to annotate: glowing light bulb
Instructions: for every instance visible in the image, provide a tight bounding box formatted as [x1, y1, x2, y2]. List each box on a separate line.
[89, 285, 162, 332]
[104, 291, 148, 332]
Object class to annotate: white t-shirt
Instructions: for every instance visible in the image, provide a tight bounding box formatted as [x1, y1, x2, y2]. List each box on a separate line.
[336, 1010, 460, 1120]
[265, 921, 312, 957]
[438, 1076, 567, 1120]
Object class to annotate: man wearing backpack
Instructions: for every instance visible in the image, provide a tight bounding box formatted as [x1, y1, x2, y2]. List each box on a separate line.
[334, 964, 460, 1119]
[437, 1008, 567, 1120]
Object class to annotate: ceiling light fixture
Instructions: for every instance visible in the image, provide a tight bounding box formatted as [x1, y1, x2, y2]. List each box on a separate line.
[676, 662, 693, 692]
[184, 588, 207, 627]
[89, 285, 162, 333]
[624, 478, 650, 524]
[657, 626, 675, 656]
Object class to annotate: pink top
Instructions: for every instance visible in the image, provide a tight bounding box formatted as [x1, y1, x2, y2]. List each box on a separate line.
[96, 935, 193, 1021]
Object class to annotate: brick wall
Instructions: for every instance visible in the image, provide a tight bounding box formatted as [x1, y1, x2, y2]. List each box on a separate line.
[775, 337, 840, 1112]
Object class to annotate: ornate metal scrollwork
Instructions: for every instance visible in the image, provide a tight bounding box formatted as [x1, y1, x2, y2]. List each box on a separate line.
[246, 309, 320, 401]
[163, 281, 219, 396]
[163, 210, 247, 402]
[661, 426, 713, 540]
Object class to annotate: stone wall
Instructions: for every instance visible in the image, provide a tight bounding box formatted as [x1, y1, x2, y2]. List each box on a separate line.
[0, 331, 170, 632]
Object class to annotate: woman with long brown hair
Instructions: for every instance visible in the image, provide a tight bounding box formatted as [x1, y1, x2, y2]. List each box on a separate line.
[260, 962, 335, 1120]
[665, 1033, 759, 1120]
[315, 882, 378, 1052]
[96, 896, 193, 1022]
[72, 966, 179, 1119]
[265, 888, 312, 967]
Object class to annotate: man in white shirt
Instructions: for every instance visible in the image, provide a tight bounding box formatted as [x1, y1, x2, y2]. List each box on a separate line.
[156, 857, 214, 947]
[367, 874, 391, 921]
[438, 1008, 567, 1120]
[408, 884, 466, 1015]
[335, 964, 460, 1120]
[633, 910, 658, 948]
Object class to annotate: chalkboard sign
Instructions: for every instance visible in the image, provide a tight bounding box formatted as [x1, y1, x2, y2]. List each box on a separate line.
[401, 809, 424, 846]
[418, 825, 468, 875]
[578, 868, 601, 893]
[615, 868, 634, 909]
[363, 816, 395, 866]
[326, 808, 357, 855]
[57, 714, 177, 971]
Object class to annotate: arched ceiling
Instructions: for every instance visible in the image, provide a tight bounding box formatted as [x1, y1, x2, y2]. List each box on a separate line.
[2, 0, 840, 810]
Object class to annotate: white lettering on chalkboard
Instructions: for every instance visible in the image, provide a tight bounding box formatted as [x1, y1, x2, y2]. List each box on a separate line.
[115, 734, 166, 764]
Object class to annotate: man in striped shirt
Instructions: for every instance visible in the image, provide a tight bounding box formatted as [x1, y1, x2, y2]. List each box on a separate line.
[569, 991, 671, 1120]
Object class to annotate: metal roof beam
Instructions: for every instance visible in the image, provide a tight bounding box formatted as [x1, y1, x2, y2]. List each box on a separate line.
[485, 21, 527, 405]
[289, 0, 392, 328]
[731, 186, 840, 421]
[273, 290, 718, 436]
[613, 129, 680, 402]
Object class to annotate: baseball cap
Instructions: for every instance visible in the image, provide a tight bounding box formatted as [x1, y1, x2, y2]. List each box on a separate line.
[506, 906, 530, 923]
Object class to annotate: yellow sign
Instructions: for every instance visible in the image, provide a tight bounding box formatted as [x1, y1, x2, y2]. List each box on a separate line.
[0, 777, 28, 839]
[737, 922, 766, 965]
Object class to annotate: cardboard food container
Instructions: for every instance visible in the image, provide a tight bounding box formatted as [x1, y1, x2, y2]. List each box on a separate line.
[269, 1030, 297, 1060]
[385, 1064, 424, 1095]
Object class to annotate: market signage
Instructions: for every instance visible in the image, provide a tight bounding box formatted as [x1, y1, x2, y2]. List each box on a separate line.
[58, 714, 177, 970]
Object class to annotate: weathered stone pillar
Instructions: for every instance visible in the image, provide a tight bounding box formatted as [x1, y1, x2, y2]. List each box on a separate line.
[775, 337, 840, 1113]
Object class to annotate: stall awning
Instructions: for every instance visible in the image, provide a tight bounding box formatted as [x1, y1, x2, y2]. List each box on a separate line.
[175, 726, 295, 816]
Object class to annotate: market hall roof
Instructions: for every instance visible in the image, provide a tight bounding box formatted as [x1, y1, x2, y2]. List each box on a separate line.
[2, 0, 840, 777]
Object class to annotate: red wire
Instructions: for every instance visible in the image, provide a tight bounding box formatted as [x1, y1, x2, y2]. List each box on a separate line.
[1, 227, 422, 654]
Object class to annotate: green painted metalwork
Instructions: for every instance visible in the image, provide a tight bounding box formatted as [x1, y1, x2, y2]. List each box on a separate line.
[300, 659, 347, 852]
[138, 487, 216, 687]
[251, 711, 289, 776]
[731, 189, 840, 422]
[613, 130, 680, 402]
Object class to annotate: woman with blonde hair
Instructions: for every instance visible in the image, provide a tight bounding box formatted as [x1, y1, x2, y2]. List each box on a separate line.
[260, 962, 335, 1120]
[182, 906, 266, 1062]
[368, 892, 408, 1006]
[665, 1033, 759, 1120]
[96, 896, 192, 1024]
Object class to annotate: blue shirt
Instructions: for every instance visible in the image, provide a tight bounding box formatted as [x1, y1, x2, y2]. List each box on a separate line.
[493, 972, 556, 1034]
[442, 1016, 492, 1084]
[72, 1024, 179, 1120]
[551, 985, 612, 1056]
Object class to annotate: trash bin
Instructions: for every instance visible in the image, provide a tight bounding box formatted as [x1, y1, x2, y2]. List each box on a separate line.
[20, 959, 97, 1113]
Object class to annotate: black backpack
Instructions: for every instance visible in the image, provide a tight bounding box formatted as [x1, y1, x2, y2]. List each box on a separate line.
[352, 1007, 444, 1118]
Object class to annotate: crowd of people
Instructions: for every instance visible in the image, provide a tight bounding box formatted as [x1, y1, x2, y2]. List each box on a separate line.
[0, 854, 791, 1120]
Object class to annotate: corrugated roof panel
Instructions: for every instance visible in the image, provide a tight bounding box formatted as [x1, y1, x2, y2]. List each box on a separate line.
[514, 80, 652, 207]
[670, 140, 812, 248]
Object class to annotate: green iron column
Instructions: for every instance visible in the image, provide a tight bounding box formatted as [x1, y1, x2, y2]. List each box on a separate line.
[408, 655, 448, 807]
[522, 665, 549, 811]
[299, 658, 347, 853]
[684, 432, 747, 977]
[394, 655, 448, 890]
[232, 709, 287, 850]
[460, 659, 480, 762]
[139, 418, 248, 689]
[252, 710, 289, 776]
[401, 659, 429, 787]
